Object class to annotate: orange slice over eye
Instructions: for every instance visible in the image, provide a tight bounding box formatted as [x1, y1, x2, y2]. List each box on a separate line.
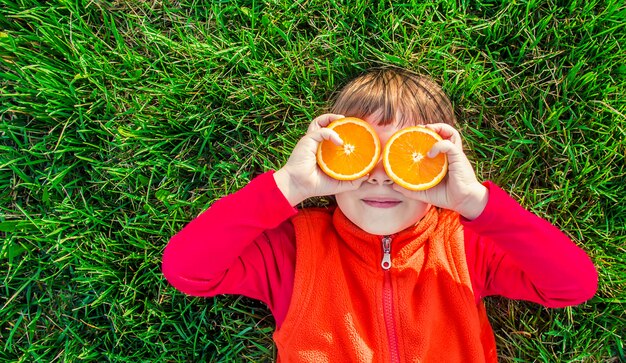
[316, 117, 381, 181]
[383, 126, 447, 190]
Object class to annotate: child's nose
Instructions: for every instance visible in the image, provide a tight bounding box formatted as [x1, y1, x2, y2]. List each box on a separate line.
[366, 159, 393, 185]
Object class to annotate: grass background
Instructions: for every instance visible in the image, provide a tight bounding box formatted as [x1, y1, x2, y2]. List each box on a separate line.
[1, 0, 624, 361]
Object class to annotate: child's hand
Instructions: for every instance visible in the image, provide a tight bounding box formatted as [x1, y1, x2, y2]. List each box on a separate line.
[392, 123, 488, 220]
[274, 114, 369, 206]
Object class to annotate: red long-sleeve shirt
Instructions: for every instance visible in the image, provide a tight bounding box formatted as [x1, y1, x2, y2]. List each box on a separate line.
[162, 171, 597, 327]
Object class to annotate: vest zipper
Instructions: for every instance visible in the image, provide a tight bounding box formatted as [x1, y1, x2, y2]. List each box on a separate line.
[381, 236, 400, 363]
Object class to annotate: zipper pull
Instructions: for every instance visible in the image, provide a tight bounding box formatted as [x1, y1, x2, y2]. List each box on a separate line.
[381, 236, 392, 270]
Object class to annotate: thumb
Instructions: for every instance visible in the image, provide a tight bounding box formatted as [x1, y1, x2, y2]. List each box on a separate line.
[427, 140, 456, 158]
[309, 128, 343, 146]
[308, 113, 346, 132]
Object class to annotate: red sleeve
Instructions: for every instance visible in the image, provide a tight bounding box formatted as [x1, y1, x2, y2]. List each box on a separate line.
[463, 182, 598, 308]
[162, 171, 298, 325]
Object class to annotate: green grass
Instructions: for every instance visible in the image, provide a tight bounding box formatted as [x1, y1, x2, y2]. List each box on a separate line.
[1, 0, 624, 361]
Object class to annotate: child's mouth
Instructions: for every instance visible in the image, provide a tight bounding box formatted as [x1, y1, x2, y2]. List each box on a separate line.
[362, 198, 402, 208]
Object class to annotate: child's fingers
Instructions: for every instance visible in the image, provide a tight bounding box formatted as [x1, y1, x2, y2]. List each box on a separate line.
[424, 123, 462, 148]
[391, 183, 413, 197]
[391, 183, 429, 202]
[336, 175, 369, 192]
[308, 113, 346, 132]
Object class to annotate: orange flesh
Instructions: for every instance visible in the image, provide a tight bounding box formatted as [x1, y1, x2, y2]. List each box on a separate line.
[383, 127, 447, 190]
[319, 122, 378, 175]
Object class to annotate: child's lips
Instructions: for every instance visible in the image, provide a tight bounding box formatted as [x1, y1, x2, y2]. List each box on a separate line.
[361, 197, 402, 208]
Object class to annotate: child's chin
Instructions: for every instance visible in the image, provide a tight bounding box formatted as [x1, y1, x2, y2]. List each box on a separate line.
[360, 222, 404, 236]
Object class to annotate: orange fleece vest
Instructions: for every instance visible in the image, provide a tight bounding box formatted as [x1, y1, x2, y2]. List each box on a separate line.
[273, 206, 497, 363]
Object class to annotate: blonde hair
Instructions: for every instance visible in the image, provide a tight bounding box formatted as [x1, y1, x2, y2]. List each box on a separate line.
[330, 67, 456, 127]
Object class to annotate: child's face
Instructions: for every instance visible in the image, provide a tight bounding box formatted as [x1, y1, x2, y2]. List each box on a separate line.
[335, 117, 431, 236]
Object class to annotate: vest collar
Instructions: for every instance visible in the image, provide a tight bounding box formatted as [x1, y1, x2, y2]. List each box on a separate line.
[332, 206, 440, 272]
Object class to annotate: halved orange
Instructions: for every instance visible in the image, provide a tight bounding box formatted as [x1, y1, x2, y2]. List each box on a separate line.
[383, 126, 447, 190]
[316, 117, 381, 180]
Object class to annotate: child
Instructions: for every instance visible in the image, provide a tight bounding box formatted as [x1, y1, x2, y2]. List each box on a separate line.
[162, 68, 597, 362]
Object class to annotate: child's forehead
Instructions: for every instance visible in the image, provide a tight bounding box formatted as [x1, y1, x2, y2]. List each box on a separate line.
[330, 69, 456, 127]
[332, 89, 441, 127]
[361, 108, 429, 128]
